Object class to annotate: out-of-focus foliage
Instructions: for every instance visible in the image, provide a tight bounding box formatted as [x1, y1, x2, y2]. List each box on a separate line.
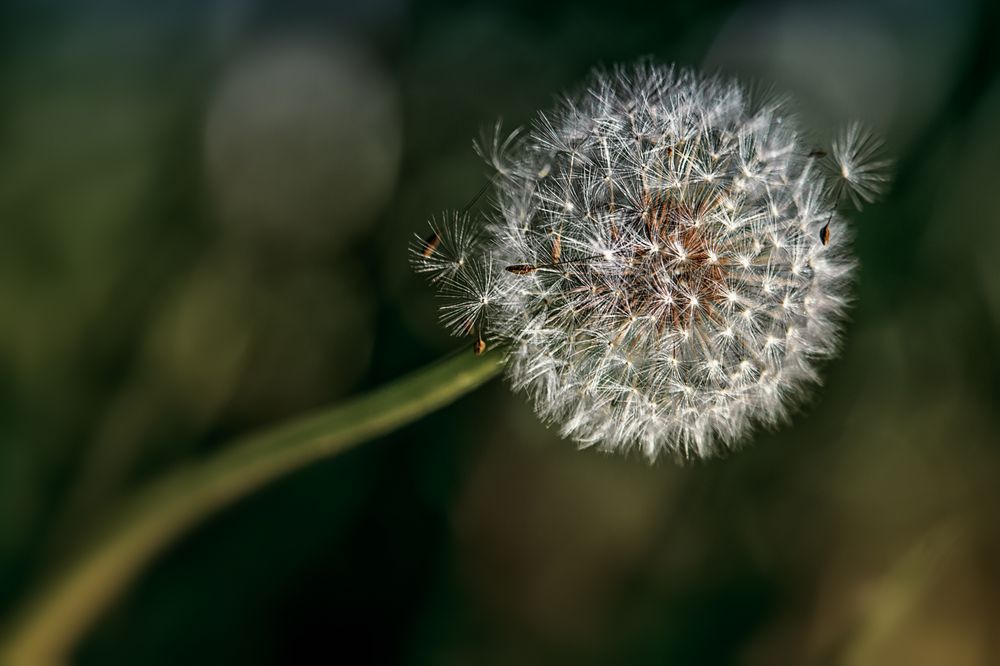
[0, 0, 998, 663]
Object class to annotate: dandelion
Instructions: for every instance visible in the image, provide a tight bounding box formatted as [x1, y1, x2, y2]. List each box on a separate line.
[413, 61, 889, 460]
[0, 61, 896, 666]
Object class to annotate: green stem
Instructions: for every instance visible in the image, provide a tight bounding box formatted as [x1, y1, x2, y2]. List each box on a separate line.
[0, 350, 502, 665]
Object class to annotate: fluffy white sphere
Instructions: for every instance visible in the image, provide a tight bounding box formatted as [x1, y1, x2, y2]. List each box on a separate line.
[414, 61, 887, 460]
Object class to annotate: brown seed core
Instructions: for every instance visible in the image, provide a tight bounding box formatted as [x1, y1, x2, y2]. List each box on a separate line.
[636, 197, 727, 331]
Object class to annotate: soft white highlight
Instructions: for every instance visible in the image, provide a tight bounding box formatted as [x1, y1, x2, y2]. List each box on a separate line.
[413, 62, 888, 460]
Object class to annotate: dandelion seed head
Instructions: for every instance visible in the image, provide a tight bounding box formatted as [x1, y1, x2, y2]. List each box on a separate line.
[413, 61, 889, 460]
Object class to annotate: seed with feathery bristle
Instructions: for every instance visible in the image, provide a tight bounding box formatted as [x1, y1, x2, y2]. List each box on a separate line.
[411, 60, 889, 461]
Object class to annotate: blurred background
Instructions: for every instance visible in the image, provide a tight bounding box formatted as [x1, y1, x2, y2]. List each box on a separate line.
[1, 0, 999, 663]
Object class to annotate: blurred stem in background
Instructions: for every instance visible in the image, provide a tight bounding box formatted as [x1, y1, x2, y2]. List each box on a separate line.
[0, 350, 501, 665]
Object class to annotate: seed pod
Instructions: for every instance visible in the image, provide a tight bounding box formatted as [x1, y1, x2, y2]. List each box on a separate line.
[413, 61, 889, 460]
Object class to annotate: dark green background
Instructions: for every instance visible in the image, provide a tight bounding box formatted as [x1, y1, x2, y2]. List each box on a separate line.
[2, 0, 999, 663]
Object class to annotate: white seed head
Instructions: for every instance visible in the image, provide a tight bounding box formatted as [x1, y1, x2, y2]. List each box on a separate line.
[413, 61, 889, 460]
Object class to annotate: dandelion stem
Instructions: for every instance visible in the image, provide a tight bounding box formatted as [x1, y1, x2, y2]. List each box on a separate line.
[0, 350, 502, 666]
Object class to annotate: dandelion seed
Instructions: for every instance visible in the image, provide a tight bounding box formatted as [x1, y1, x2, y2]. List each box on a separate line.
[828, 122, 893, 209]
[412, 61, 889, 460]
